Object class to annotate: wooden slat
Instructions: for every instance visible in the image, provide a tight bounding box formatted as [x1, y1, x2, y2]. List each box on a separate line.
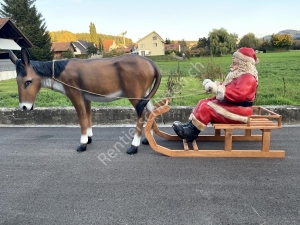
[168, 150, 285, 158]
[213, 125, 280, 130]
[262, 129, 271, 152]
[183, 139, 189, 151]
[224, 129, 233, 151]
[192, 141, 198, 151]
[194, 135, 262, 141]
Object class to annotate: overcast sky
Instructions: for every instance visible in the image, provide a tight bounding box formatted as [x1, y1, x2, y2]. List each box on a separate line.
[5, 0, 300, 42]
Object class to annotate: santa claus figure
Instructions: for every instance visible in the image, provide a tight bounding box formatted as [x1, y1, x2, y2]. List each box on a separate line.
[172, 47, 259, 141]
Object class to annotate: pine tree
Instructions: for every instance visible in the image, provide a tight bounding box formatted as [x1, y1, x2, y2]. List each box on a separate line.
[0, 0, 54, 61]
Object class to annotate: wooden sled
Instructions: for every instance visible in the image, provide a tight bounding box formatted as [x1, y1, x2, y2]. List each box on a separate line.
[145, 98, 285, 158]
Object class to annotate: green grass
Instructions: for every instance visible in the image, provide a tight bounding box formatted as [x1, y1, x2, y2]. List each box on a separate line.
[1, 51, 300, 107]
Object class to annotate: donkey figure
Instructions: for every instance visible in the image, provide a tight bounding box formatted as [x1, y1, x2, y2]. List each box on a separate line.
[9, 48, 161, 154]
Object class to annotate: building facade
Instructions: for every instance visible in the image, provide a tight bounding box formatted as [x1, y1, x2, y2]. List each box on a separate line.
[137, 31, 164, 56]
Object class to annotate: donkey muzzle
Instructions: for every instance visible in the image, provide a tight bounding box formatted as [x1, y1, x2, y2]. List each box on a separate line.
[20, 103, 34, 110]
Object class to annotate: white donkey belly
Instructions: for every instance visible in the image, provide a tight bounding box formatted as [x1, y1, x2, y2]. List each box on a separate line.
[83, 90, 126, 102]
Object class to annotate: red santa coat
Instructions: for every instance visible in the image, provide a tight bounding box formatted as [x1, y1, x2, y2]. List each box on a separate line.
[192, 73, 257, 128]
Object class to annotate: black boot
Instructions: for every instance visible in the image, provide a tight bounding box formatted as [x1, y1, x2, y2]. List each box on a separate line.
[172, 121, 200, 142]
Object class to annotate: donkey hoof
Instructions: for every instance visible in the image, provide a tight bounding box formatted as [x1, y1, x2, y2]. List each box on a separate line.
[77, 144, 87, 152]
[87, 137, 92, 144]
[126, 145, 138, 154]
[142, 138, 149, 145]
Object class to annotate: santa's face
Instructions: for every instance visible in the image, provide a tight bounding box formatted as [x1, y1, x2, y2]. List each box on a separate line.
[230, 58, 239, 72]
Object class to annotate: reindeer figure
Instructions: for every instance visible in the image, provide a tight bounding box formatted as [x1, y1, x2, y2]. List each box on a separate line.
[9, 48, 161, 154]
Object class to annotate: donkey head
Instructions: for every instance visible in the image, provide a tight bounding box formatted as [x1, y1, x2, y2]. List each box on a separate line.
[9, 48, 42, 110]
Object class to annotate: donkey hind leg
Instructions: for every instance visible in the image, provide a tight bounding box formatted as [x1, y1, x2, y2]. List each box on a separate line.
[126, 100, 155, 154]
[85, 100, 93, 144]
[141, 100, 155, 145]
[126, 111, 145, 154]
[125, 95, 148, 154]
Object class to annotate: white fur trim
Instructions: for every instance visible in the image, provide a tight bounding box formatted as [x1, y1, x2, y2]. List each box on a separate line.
[233, 51, 257, 65]
[202, 79, 212, 88]
[205, 81, 218, 94]
[189, 113, 206, 131]
[207, 101, 248, 123]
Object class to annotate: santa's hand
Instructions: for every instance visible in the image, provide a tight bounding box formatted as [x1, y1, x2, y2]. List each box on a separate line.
[204, 81, 218, 94]
[202, 79, 212, 88]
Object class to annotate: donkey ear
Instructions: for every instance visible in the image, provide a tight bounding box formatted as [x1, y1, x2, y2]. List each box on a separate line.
[21, 48, 30, 65]
[8, 50, 18, 65]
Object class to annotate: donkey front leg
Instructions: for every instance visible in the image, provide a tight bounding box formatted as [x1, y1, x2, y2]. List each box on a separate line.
[85, 100, 93, 144]
[68, 94, 89, 152]
[76, 106, 89, 152]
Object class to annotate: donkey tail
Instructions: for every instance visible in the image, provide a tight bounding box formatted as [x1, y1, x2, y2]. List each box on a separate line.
[136, 61, 162, 117]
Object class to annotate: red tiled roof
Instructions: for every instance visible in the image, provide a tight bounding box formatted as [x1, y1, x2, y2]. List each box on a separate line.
[103, 40, 114, 52]
[165, 43, 180, 50]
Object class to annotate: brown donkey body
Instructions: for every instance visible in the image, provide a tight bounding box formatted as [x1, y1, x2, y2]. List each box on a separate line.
[9, 48, 161, 154]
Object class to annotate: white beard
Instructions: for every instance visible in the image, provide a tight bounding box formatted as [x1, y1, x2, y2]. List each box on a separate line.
[223, 69, 241, 86]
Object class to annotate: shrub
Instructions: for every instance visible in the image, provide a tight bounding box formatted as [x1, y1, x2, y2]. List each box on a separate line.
[196, 57, 224, 82]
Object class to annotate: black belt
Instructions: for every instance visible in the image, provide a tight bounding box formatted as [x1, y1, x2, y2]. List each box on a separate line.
[221, 100, 253, 107]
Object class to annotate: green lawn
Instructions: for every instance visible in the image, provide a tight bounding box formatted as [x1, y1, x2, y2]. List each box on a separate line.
[0, 51, 300, 108]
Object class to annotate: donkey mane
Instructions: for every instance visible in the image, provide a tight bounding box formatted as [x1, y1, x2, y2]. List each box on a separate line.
[16, 59, 69, 78]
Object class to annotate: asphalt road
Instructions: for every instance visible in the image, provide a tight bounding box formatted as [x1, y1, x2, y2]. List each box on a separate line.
[0, 125, 300, 225]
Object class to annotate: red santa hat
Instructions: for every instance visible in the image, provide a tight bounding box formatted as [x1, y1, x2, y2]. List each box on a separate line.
[233, 47, 259, 64]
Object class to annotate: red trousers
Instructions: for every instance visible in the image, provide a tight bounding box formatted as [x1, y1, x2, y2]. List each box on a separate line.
[192, 98, 253, 125]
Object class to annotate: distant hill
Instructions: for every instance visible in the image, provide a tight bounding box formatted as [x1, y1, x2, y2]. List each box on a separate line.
[49, 30, 134, 45]
[261, 29, 300, 40]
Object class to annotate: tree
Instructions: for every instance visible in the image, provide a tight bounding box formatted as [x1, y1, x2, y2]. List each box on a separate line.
[239, 33, 260, 49]
[258, 39, 271, 52]
[270, 34, 293, 49]
[87, 45, 98, 55]
[0, 0, 53, 61]
[50, 30, 76, 42]
[208, 28, 238, 56]
[196, 37, 209, 49]
[89, 22, 98, 47]
[165, 38, 171, 44]
[61, 49, 74, 59]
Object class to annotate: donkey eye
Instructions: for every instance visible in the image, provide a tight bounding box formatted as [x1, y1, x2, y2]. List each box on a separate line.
[24, 80, 32, 88]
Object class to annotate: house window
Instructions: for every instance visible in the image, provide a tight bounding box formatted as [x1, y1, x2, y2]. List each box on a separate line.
[153, 43, 157, 47]
[153, 36, 157, 40]
[141, 44, 145, 48]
